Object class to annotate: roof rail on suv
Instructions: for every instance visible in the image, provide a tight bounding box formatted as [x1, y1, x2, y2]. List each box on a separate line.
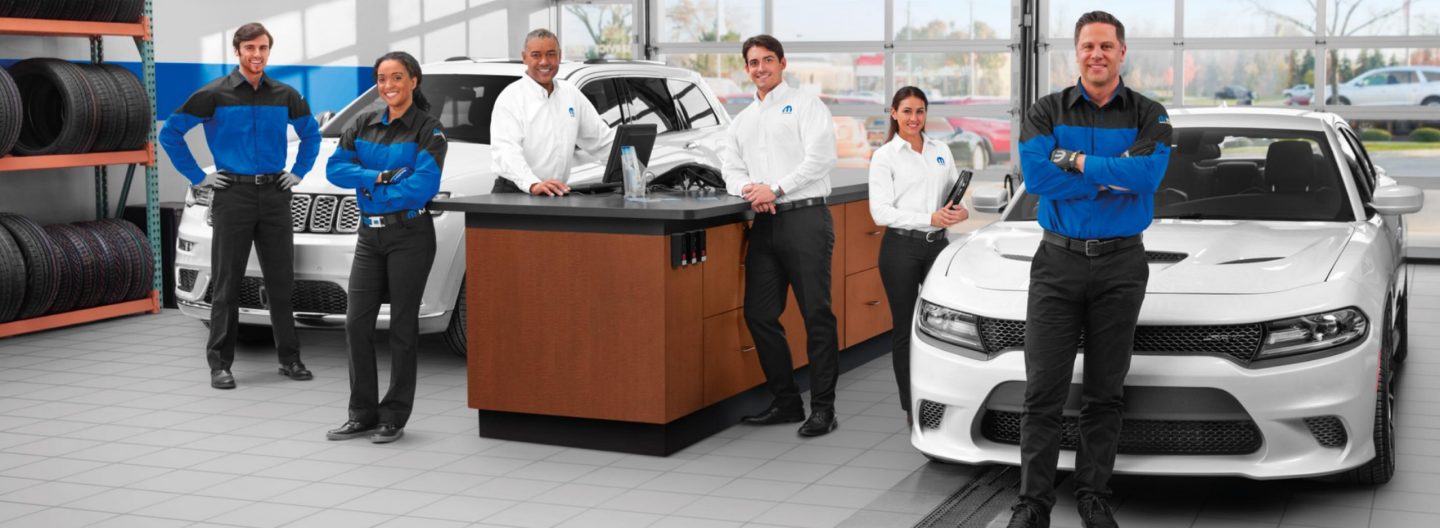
[582, 58, 667, 66]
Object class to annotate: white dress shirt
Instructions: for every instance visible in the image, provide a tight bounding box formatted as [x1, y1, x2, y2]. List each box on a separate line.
[868, 134, 959, 232]
[490, 74, 615, 191]
[720, 82, 837, 202]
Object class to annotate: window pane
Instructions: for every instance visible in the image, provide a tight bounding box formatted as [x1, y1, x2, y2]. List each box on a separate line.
[1047, 0, 1173, 39]
[895, 52, 1012, 99]
[1325, 48, 1440, 106]
[619, 78, 679, 133]
[1185, 0, 1314, 37]
[1326, 1, 1440, 37]
[1356, 120, 1440, 177]
[1047, 50, 1173, 105]
[669, 79, 723, 129]
[859, 114, 1008, 170]
[774, 0, 884, 41]
[559, 3, 634, 59]
[784, 53, 886, 102]
[1185, 50, 1316, 107]
[580, 79, 625, 128]
[658, 53, 752, 103]
[656, 0, 762, 43]
[893, 0, 1012, 40]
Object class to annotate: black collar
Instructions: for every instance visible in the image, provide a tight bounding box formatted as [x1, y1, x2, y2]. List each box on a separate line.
[225, 68, 269, 90]
[1065, 77, 1131, 109]
[366, 105, 421, 128]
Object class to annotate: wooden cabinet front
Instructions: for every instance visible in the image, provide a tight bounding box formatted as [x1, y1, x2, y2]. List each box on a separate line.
[844, 267, 891, 346]
[845, 201, 884, 275]
[702, 309, 764, 405]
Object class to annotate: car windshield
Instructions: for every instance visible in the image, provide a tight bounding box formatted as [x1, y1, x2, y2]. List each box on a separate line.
[321, 74, 520, 144]
[1009, 127, 1353, 223]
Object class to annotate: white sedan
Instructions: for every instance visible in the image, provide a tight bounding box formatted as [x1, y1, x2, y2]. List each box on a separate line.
[910, 108, 1423, 484]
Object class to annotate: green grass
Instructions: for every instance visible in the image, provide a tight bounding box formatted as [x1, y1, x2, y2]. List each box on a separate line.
[1358, 141, 1440, 151]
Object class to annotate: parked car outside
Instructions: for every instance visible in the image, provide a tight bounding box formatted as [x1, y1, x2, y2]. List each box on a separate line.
[172, 59, 732, 356]
[1332, 66, 1440, 106]
[934, 96, 1011, 158]
[1215, 84, 1254, 104]
[911, 108, 1422, 485]
[925, 117, 990, 170]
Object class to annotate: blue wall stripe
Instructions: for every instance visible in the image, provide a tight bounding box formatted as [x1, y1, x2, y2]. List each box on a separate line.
[2, 59, 372, 120]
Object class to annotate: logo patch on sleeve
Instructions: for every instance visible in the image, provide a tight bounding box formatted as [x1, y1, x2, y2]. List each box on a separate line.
[1158, 115, 1169, 124]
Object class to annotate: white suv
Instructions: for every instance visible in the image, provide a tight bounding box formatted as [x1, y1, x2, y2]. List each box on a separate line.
[1332, 65, 1440, 106]
[173, 59, 733, 356]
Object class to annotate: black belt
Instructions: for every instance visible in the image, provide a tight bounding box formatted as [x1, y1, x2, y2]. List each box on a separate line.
[774, 197, 826, 213]
[219, 171, 283, 184]
[888, 227, 947, 243]
[1042, 231, 1142, 257]
[362, 208, 427, 229]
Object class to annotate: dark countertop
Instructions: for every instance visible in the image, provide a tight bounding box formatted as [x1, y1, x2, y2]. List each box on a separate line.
[431, 172, 868, 234]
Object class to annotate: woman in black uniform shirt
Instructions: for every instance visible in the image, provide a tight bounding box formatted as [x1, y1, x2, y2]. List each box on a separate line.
[324, 51, 447, 444]
[868, 86, 968, 425]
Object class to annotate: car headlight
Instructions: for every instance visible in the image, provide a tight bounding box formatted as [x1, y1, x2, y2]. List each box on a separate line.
[186, 186, 213, 207]
[1257, 308, 1368, 360]
[917, 301, 984, 351]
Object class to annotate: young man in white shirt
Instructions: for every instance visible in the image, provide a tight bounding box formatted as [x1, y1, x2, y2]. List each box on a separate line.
[490, 28, 614, 195]
[720, 34, 842, 437]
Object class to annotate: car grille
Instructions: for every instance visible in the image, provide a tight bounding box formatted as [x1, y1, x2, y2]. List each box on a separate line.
[207, 193, 359, 234]
[178, 268, 198, 292]
[202, 277, 348, 314]
[975, 318, 1265, 364]
[1303, 416, 1348, 448]
[980, 410, 1263, 455]
[918, 400, 946, 430]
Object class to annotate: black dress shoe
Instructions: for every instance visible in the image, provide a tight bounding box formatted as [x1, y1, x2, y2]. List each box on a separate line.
[1077, 493, 1118, 528]
[278, 361, 313, 380]
[740, 405, 806, 425]
[210, 369, 235, 389]
[371, 423, 404, 444]
[325, 421, 377, 441]
[797, 409, 838, 437]
[1005, 500, 1050, 528]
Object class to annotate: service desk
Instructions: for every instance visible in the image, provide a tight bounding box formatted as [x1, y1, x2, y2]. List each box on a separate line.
[429, 173, 893, 455]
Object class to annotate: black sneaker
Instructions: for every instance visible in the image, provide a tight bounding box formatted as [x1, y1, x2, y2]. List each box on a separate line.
[1005, 500, 1050, 528]
[1077, 493, 1118, 528]
[371, 423, 404, 444]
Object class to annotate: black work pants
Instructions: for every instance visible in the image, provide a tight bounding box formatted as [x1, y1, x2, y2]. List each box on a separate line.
[206, 180, 299, 370]
[744, 205, 840, 413]
[1019, 240, 1148, 509]
[345, 214, 436, 427]
[877, 231, 948, 413]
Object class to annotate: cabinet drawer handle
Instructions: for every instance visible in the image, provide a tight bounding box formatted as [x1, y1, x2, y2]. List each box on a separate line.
[865, 300, 882, 306]
[740, 346, 756, 353]
[867, 230, 884, 236]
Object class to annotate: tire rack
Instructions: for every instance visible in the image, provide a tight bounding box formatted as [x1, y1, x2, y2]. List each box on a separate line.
[0, 3, 161, 337]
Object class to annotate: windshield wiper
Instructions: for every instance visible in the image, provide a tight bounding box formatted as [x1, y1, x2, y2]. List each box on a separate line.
[1156, 213, 1252, 220]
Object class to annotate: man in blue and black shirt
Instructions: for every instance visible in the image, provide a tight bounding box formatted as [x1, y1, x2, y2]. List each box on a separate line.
[1007, 11, 1170, 528]
[159, 22, 322, 390]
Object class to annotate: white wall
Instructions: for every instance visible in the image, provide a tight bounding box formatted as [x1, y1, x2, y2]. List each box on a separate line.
[0, 0, 554, 225]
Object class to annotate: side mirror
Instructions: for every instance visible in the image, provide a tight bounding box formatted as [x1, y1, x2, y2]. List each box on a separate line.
[971, 187, 1010, 214]
[1371, 185, 1424, 216]
[315, 111, 336, 128]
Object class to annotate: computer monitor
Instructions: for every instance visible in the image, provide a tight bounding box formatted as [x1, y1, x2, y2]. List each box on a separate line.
[602, 123, 658, 185]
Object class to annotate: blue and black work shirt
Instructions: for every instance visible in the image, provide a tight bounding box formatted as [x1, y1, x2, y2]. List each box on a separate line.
[326, 105, 446, 215]
[1018, 78, 1171, 239]
[159, 69, 321, 185]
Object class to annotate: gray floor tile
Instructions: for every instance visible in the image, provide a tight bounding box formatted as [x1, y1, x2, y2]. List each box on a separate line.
[337, 488, 448, 515]
[555, 509, 663, 528]
[0, 507, 114, 528]
[675, 496, 777, 523]
[1370, 508, 1440, 527]
[483, 502, 586, 527]
[751, 503, 858, 528]
[602, 489, 703, 515]
[65, 488, 180, 514]
[405, 495, 515, 523]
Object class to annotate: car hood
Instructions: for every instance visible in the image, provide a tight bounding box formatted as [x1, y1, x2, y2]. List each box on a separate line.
[943, 221, 1355, 294]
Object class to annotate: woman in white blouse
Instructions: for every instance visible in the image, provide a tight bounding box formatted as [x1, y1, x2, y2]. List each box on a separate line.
[868, 86, 968, 425]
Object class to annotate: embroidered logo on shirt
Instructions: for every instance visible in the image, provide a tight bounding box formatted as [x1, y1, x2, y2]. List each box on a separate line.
[782, 104, 793, 114]
[1158, 115, 1169, 124]
[936, 156, 945, 166]
[568, 107, 576, 117]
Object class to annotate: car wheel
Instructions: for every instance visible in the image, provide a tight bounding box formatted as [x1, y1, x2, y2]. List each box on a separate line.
[1342, 311, 1396, 485]
[972, 144, 990, 170]
[443, 278, 467, 358]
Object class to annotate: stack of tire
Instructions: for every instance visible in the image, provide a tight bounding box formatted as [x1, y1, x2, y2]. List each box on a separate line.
[0, 67, 18, 157]
[0, 1, 146, 22]
[0, 213, 153, 324]
[5, 58, 149, 155]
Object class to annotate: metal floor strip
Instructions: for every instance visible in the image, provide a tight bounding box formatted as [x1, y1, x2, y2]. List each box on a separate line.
[914, 465, 1022, 528]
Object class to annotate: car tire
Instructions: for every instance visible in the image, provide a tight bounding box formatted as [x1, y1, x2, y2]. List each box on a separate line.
[1342, 307, 1397, 485]
[444, 278, 467, 358]
[0, 67, 21, 158]
[0, 213, 61, 320]
[45, 224, 102, 311]
[76, 64, 126, 153]
[0, 227, 26, 324]
[8, 58, 100, 155]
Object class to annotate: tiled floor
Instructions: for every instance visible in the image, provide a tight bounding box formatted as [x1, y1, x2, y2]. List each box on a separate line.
[0, 264, 1437, 528]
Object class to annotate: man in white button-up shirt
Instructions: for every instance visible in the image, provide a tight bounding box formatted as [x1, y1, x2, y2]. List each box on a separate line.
[721, 35, 841, 437]
[490, 29, 614, 196]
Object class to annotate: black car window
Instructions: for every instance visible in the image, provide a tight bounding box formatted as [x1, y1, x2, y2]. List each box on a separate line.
[668, 79, 721, 130]
[321, 74, 519, 144]
[580, 79, 625, 128]
[1010, 127, 1353, 223]
[619, 77, 679, 133]
[1337, 127, 1376, 204]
